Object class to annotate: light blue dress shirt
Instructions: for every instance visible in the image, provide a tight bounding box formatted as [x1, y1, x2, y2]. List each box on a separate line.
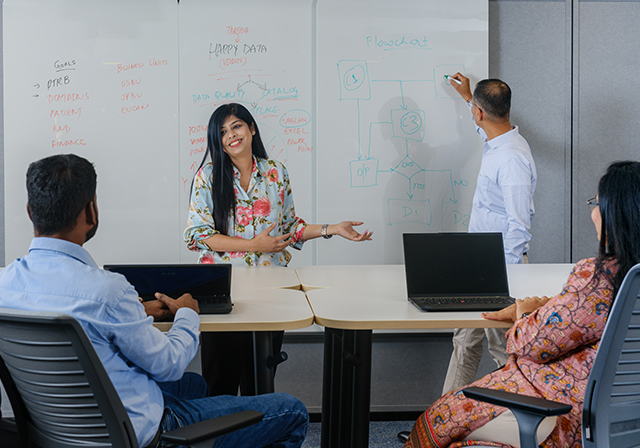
[467, 104, 537, 264]
[0, 237, 200, 447]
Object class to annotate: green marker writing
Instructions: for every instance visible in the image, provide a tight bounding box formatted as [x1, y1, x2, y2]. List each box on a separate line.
[444, 75, 462, 85]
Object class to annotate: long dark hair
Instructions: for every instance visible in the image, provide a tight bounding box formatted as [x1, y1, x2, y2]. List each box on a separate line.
[193, 103, 268, 236]
[596, 160, 640, 295]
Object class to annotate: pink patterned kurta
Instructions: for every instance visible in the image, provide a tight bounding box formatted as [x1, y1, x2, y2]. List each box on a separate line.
[405, 257, 617, 448]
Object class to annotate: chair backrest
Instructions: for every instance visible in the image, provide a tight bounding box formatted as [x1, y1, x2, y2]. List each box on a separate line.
[0, 307, 139, 448]
[583, 263, 640, 448]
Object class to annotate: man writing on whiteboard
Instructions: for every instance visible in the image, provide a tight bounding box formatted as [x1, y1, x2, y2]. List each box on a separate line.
[442, 74, 537, 394]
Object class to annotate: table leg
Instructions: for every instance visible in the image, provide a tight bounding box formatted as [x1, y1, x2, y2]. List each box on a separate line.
[321, 328, 373, 448]
[253, 331, 275, 394]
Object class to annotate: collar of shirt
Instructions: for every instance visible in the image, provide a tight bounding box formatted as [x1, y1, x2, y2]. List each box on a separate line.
[484, 125, 520, 152]
[28, 237, 97, 268]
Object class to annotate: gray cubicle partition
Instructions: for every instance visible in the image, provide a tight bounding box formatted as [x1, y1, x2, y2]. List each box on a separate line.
[491, 0, 640, 265]
[573, 1, 640, 261]
[490, 0, 570, 263]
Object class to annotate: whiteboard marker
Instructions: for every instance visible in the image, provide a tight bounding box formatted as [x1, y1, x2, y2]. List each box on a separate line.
[444, 75, 462, 85]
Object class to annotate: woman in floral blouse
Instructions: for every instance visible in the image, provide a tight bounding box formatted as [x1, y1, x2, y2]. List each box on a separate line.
[404, 160, 640, 448]
[185, 103, 372, 395]
[185, 103, 372, 266]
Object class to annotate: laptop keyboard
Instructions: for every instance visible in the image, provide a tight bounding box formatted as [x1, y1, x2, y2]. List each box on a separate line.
[416, 296, 515, 305]
[195, 295, 230, 304]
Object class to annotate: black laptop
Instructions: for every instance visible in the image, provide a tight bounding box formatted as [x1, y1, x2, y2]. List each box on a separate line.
[402, 233, 515, 311]
[103, 264, 233, 314]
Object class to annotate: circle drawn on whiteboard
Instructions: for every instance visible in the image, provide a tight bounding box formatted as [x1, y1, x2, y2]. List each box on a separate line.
[400, 111, 423, 135]
[257, 121, 288, 165]
[343, 65, 366, 91]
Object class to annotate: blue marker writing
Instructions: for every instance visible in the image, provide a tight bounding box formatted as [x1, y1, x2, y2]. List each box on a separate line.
[444, 75, 462, 85]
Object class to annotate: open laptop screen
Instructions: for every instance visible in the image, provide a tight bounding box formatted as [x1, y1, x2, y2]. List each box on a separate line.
[103, 264, 231, 301]
[403, 233, 510, 298]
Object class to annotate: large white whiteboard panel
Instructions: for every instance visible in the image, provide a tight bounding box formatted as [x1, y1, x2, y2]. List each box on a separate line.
[316, 0, 487, 265]
[4, 0, 487, 267]
[3, 0, 179, 266]
[178, 0, 315, 266]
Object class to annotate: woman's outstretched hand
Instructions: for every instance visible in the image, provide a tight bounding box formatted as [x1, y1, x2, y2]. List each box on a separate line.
[335, 221, 373, 241]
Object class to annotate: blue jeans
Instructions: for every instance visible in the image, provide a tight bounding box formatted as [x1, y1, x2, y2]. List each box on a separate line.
[158, 373, 308, 448]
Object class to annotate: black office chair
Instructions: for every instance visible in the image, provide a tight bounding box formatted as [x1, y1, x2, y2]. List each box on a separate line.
[0, 307, 264, 448]
[463, 262, 640, 448]
[0, 388, 20, 448]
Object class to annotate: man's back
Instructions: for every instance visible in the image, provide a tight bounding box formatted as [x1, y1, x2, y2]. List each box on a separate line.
[0, 237, 200, 447]
[469, 125, 537, 264]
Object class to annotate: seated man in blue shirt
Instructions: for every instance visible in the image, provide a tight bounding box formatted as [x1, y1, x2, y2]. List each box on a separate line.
[0, 153, 308, 448]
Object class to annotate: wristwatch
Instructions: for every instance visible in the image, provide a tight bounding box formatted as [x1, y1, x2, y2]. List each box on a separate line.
[321, 224, 332, 239]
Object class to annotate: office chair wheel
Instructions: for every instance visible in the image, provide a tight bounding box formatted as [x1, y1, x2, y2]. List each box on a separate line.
[397, 430, 410, 443]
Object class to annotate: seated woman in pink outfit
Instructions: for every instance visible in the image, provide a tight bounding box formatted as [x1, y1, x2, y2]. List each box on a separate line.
[404, 160, 640, 448]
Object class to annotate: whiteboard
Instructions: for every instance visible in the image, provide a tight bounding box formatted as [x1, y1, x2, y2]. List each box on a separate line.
[4, 0, 487, 267]
[316, 0, 487, 265]
[178, 0, 315, 266]
[3, 0, 179, 266]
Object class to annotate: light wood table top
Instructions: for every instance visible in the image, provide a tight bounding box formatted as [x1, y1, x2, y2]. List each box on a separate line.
[154, 288, 313, 332]
[297, 263, 575, 330]
[231, 266, 301, 290]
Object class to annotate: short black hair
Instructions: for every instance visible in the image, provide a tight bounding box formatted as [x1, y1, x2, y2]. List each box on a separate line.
[26, 154, 96, 236]
[473, 79, 511, 121]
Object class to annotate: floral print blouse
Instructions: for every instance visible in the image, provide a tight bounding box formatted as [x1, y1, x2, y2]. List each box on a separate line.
[184, 157, 307, 266]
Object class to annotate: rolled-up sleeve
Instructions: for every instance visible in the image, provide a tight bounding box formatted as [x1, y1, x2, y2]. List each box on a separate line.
[184, 165, 219, 252]
[280, 166, 307, 249]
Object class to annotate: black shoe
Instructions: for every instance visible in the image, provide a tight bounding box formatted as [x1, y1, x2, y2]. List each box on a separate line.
[397, 430, 411, 443]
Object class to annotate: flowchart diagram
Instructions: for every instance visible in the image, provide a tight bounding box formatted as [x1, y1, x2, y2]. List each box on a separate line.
[338, 59, 473, 231]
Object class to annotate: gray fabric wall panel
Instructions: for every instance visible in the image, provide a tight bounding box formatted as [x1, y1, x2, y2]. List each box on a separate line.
[573, 1, 640, 261]
[1, 4, 4, 266]
[490, 0, 570, 262]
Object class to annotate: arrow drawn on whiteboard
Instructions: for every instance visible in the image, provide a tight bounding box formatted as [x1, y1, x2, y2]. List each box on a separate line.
[399, 81, 407, 110]
[237, 76, 267, 104]
[34, 84, 40, 89]
[33, 94, 39, 98]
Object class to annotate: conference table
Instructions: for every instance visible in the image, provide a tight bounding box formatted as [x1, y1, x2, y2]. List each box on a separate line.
[152, 262, 575, 446]
[295, 263, 576, 448]
[154, 266, 312, 394]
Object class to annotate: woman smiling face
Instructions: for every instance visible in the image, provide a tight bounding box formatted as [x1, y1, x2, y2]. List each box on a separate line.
[220, 114, 255, 160]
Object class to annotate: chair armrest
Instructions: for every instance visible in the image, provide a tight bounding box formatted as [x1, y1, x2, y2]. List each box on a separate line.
[462, 387, 572, 416]
[160, 410, 264, 445]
